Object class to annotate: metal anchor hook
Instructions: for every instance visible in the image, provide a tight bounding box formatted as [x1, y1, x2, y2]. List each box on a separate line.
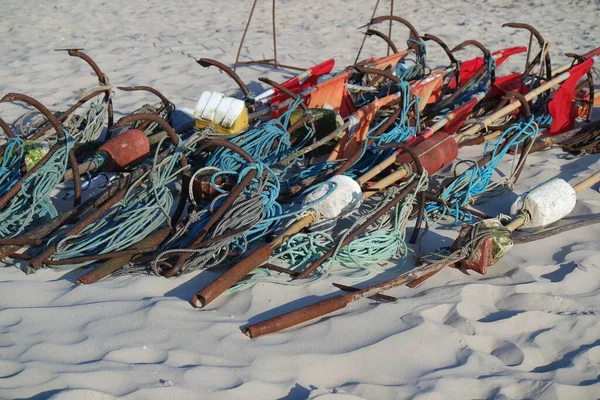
[362, 29, 399, 54]
[0, 93, 83, 208]
[502, 22, 552, 80]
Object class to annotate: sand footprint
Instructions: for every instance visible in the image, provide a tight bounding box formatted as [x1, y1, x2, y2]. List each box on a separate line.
[104, 346, 168, 364]
[490, 340, 525, 367]
[463, 336, 525, 367]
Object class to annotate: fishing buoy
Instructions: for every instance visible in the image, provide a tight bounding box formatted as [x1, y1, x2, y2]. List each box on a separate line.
[302, 175, 362, 220]
[98, 129, 151, 171]
[193, 91, 249, 134]
[395, 131, 458, 175]
[509, 178, 577, 229]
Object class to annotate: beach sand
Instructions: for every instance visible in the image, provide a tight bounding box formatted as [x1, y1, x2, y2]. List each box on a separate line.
[1, 0, 600, 398]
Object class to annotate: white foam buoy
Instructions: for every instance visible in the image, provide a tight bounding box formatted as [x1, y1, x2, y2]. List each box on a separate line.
[193, 91, 248, 134]
[194, 91, 223, 122]
[510, 178, 577, 229]
[303, 175, 363, 220]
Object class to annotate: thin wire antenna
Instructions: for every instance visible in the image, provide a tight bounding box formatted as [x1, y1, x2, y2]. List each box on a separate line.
[354, 0, 381, 64]
[233, 0, 305, 71]
[388, 0, 394, 56]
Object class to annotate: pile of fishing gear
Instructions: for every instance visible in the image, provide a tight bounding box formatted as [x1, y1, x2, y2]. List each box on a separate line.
[2, 18, 600, 338]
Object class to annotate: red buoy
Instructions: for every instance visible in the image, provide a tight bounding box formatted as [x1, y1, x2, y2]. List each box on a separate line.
[396, 131, 458, 175]
[99, 129, 150, 171]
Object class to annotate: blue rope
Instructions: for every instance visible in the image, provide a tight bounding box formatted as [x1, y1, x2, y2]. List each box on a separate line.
[426, 116, 538, 223]
[283, 82, 420, 185]
[206, 98, 313, 173]
[45, 136, 187, 269]
[0, 137, 25, 195]
[395, 39, 427, 82]
[0, 134, 74, 238]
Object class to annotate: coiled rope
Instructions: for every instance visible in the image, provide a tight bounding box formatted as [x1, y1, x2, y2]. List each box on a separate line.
[207, 99, 312, 173]
[44, 135, 188, 269]
[230, 170, 428, 290]
[426, 116, 538, 223]
[0, 134, 74, 238]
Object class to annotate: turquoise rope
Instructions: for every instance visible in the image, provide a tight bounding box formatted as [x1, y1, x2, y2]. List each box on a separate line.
[230, 171, 428, 290]
[206, 98, 312, 173]
[0, 134, 73, 238]
[45, 136, 187, 269]
[426, 116, 538, 223]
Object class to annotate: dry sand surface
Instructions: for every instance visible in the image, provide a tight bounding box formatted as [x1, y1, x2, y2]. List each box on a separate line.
[1, 0, 600, 399]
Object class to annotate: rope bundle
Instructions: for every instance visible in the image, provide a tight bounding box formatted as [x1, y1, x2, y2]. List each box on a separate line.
[426, 116, 538, 223]
[44, 136, 187, 269]
[230, 171, 428, 290]
[0, 134, 74, 238]
[207, 99, 312, 173]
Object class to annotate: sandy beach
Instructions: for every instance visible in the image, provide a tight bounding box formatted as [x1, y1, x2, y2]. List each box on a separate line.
[1, 0, 600, 399]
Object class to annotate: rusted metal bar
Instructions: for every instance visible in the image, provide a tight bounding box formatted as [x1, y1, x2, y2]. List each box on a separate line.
[233, 0, 259, 72]
[261, 264, 396, 302]
[388, 0, 394, 55]
[272, 0, 277, 65]
[332, 282, 397, 302]
[0, 238, 42, 246]
[0, 117, 17, 138]
[243, 257, 453, 338]
[76, 227, 172, 284]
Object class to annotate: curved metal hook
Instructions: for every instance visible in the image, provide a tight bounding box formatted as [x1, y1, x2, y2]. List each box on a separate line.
[117, 86, 172, 107]
[502, 22, 551, 79]
[197, 58, 250, 97]
[56, 49, 107, 84]
[0, 93, 82, 206]
[56, 48, 114, 137]
[451, 39, 494, 86]
[361, 15, 422, 44]
[451, 40, 491, 59]
[504, 91, 532, 119]
[422, 33, 459, 66]
[364, 29, 399, 54]
[502, 23, 545, 50]
[1, 93, 66, 139]
[114, 113, 181, 147]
